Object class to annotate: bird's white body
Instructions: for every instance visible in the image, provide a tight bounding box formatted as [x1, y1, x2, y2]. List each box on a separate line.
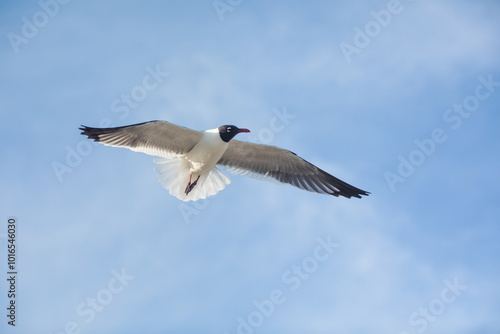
[154, 129, 231, 201]
[185, 129, 229, 174]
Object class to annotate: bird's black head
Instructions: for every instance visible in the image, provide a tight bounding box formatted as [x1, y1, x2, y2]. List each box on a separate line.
[218, 125, 250, 143]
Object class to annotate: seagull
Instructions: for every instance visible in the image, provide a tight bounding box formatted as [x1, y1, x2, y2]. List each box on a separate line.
[80, 121, 369, 201]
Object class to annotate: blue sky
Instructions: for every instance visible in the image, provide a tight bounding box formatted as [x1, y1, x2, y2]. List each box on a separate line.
[1, 1, 499, 333]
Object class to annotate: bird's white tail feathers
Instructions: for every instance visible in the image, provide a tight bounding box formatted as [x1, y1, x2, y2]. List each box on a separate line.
[153, 157, 231, 202]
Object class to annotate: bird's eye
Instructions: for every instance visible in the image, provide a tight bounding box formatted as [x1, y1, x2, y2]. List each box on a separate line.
[227, 127, 232, 132]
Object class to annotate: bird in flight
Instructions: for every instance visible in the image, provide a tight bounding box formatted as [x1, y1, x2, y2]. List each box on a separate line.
[80, 121, 369, 201]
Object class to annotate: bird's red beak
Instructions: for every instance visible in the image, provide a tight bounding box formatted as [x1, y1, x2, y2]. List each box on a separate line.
[238, 128, 250, 133]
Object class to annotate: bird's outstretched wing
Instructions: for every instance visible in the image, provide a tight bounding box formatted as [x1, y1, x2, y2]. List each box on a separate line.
[217, 140, 369, 198]
[79, 121, 203, 158]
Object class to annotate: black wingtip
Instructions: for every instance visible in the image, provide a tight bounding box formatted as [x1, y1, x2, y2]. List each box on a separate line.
[79, 121, 160, 142]
[342, 188, 370, 199]
[328, 181, 370, 199]
[79, 125, 102, 142]
[353, 191, 370, 199]
[316, 168, 370, 199]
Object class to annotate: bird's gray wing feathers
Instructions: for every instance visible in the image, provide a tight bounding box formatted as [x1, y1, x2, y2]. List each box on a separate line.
[79, 121, 203, 158]
[217, 140, 369, 198]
